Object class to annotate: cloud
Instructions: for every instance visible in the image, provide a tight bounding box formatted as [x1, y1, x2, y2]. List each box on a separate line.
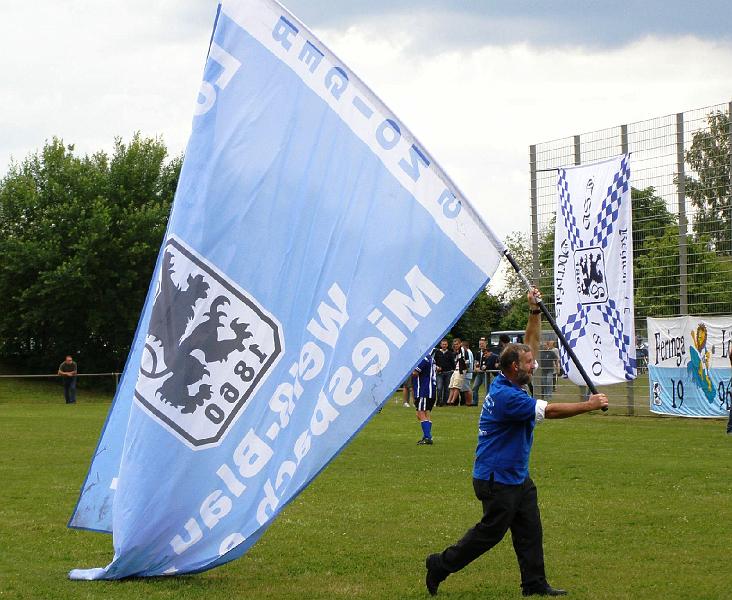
[0, 1, 219, 168]
[284, 0, 732, 49]
[315, 24, 732, 242]
[1, 0, 730, 251]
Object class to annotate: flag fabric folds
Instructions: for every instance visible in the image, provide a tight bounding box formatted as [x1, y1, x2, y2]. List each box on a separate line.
[553, 155, 636, 386]
[68, 0, 505, 579]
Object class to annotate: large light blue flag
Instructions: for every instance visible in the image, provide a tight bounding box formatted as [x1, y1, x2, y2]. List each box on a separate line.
[69, 0, 505, 579]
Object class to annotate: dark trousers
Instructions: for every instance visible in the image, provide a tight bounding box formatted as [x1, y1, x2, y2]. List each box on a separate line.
[63, 378, 77, 404]
[436, 371, 452, 406]
[432, 477, 546, 591]
[471, 371, 487, 401]
[727, 406, 732, 433]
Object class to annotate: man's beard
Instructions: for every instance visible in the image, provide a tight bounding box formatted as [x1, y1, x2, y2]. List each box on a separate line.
[516, 369, 532, 386]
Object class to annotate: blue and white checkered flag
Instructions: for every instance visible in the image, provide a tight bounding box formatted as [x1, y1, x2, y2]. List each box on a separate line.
[67, 0, 506, 580]
[554, 155, 636, 386]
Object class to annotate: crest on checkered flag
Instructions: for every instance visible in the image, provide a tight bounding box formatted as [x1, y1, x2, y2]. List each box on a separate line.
[554, 154, 636, 385]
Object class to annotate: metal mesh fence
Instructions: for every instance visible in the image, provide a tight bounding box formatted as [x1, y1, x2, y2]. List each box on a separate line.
[529, 100, 732, 415]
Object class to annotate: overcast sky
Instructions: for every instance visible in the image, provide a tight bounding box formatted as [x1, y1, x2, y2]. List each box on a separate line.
[2, 0, 731, 257]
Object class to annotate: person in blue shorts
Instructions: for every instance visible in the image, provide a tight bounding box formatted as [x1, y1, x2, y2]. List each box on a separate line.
[412, 352, 437, 445]
[424, 288, 609, 597]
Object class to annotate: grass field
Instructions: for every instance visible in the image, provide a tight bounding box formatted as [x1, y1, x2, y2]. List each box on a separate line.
[1, 379, 730, 599]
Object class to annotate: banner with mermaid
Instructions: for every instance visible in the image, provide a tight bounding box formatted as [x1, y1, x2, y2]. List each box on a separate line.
[648, 316, 732, 417]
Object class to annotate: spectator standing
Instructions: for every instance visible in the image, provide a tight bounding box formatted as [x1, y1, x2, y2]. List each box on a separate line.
[484, 349, 499, 386]
[471, 337, 493, 402]
[549, 341, 561, 392]
[58, 355, 78, 404]
[401, 377, 412, 407]
[447, 338, 467, 406]
[539, 342, 557, 400]
[461, 340, 475, 406]
[484, 334, 509, 391]
[433, 339, 454, 407]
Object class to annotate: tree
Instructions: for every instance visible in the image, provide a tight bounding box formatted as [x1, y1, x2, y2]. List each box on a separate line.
[496, 297, 531, 331]
[450, 290, 504, 345]
[629, 185, 732, 317]
[498, 231, 534, 304]
[533, 186, 680, 317]
[635, 229, 732, 317]
[629, 186, 677, 258]
[463, 229, 541, 332]
[685, 110, 731, 254]
[0, 135, 181, 371]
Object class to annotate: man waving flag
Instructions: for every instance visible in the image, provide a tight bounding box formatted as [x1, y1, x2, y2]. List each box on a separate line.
[69, 0, 506, 579]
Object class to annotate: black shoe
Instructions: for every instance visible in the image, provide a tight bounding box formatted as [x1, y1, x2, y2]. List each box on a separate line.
[425, 554, 444, 596]
[417, 438, 427, 445]
[424, 438, 433, 445]
[522, 584, 568, 596]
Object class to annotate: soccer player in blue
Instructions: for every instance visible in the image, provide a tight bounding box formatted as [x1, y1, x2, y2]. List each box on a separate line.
[412, 352, 437, 445]
[424, 288, 609, 596]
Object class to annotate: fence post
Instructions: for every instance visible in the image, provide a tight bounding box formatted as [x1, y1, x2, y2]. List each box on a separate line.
[530, 145, 539, 283]
[620, 124, 635, 416]
[529, 144, 544, 397]
[573, 134, 581, 166]
[676, 112, 689, 315]
[572, 135, 588, 401]
[729, 101, 732, 254]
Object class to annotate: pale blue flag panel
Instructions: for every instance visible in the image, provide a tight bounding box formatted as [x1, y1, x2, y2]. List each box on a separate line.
[648, 316, 732, 417]
[554, 155, 636, 386]
[68, 0, 505, 579]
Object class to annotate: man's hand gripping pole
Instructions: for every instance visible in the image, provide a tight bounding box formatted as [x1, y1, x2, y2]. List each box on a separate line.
[502, 250, 607, 411]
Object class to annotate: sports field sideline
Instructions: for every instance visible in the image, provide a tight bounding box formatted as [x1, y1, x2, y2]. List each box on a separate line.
[0, 379, 729, 599]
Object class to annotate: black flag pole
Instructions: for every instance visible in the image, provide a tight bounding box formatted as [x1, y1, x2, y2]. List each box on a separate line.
[502, 250, 607, 411]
